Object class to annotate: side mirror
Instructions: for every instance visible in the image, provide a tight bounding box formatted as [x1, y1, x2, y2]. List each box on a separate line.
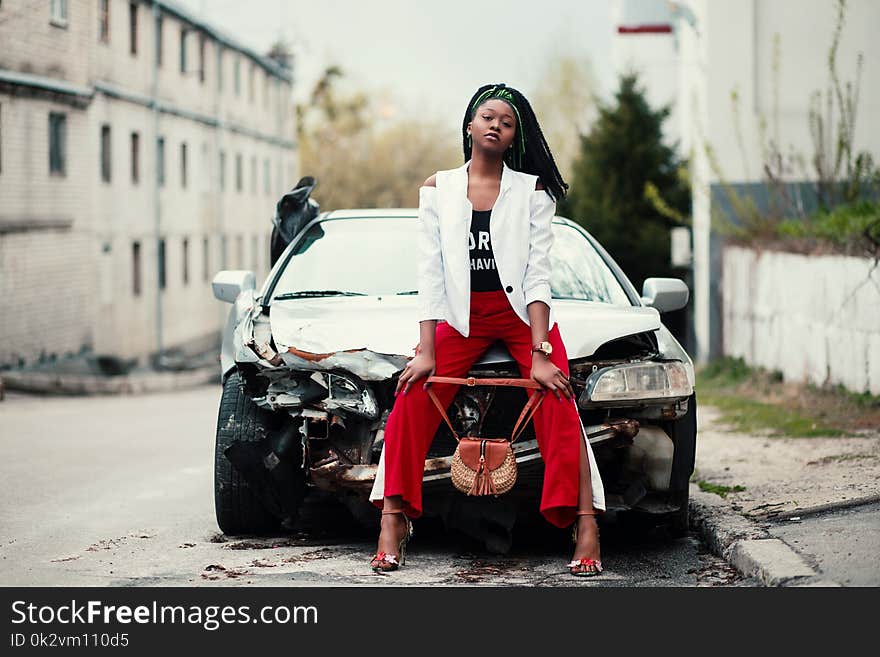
[212, 270, 256, 304]
[641, 277, 689, 313]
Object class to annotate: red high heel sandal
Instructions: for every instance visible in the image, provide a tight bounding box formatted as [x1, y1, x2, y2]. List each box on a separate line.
[370, 510, 414, 573]
[568, 510, 603, 577]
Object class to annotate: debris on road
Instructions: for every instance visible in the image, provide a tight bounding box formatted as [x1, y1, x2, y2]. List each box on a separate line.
[86, 537, 125, 551]
[49, 555, 80, 563]
[201, 563, 251, 580]
[249, 559, 277, 568]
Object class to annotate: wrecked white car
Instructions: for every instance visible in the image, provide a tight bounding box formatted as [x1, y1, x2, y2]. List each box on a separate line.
[212, 208, 697, 551]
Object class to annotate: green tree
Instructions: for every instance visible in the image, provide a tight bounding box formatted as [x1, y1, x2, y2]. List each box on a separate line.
[560, 73, 690, 291]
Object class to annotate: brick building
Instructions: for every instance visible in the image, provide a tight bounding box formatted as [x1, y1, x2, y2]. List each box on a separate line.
[0, 0, 297, 368]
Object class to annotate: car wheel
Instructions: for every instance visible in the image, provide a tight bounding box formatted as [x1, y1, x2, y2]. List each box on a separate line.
[668, 488, 690, 538]
[339, 493, 380, 528]
[214, 371, 281, 535]
[666, 392, 697, 538]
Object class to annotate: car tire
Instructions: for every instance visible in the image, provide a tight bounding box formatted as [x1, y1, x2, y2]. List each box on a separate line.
[666, 392, 697, 538]
[214, 371, 281, 535]
[668, 488, 690, 538]
[339, 493, 380, 528]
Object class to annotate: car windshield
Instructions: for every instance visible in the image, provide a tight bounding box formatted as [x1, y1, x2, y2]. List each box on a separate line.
[549, 224, 632, 305]
[269, 217, 631, 305]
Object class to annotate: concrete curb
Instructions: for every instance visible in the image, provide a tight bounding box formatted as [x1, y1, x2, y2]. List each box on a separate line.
[0, 366, 220, 396]
[688, 483, 840, 587]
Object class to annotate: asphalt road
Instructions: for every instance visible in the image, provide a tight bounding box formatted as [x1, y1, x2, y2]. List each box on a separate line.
[0, 385, 750, 587]
[766, 502, 880, 587]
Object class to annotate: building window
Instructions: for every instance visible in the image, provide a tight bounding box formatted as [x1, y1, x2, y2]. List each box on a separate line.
[219, 150, 226, 191]
[249, 62, 255, 102]
[99, 243, 114, 305]
[179, 27, 187, 74]
[200, 141, 209, 191]
[100, 124, 111, 183]
[128, 2, 137, 55]
[250, 156, 256, 194]
[202, 237, 210, 282]
[251, 234, 258, 271]
[198, 33, 206, 84]
[263, 158, 270, 195]
[234, 57, 241, 96]
[132, 241, 142, 296]
[155, 14, 163, 66]
[216, 46, 223, 91]
[236, 235, 243, 268]
[50, 0, 68, 27]
[48, 112, 66, 176]
[180, 142, 187, 188]
[158, 238, 166, 290]
[98, 0, 110, 43]
[235, 153, 242, 192]
[221, 235, 228, 270]
[182, 238, 189, 285]
[156, 136, 165, 187]
[131, 132, 140, 183]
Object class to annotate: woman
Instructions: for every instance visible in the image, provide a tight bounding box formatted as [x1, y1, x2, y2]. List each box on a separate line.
[369, 83, 605, 577]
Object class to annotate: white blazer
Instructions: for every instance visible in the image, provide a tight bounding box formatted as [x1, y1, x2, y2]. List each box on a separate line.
[372, 159, 607, 511]
[417, 159, 557, 338]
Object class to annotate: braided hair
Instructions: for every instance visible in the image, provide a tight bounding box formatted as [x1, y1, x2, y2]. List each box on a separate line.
[462, 83, 568, 201]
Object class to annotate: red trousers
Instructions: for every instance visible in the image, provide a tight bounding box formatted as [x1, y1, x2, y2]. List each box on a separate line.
[374, 289, 587, 528]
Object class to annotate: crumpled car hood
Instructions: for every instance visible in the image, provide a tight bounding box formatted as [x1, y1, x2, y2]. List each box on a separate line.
[269, 296, 661, 362]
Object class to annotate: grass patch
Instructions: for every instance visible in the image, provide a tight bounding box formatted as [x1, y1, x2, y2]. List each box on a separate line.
[698, 391, 847, 437]
[697, 480, 746, 498]
[811, 383, 880, 409]
[696, 357, 875, 437]
[698, 356, 752, 386]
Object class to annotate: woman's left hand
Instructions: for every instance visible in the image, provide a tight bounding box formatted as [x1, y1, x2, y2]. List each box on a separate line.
[530, 357, 574, 401]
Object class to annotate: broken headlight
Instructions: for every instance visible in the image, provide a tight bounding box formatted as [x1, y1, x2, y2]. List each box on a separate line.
[323, 372, 379, 420]
[584, 362, 692, 404]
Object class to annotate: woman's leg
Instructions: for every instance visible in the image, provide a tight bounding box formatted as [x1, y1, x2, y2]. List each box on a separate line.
[573, 422, 601, 570]
[373, 321, 491, 557]
[501, 321, 583, 526]
[501, 320, 601, 565]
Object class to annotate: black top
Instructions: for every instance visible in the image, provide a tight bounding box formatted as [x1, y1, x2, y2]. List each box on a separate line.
[469, 209, 503, 292]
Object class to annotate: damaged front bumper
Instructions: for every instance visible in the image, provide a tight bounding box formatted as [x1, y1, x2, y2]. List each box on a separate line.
[310, 418, 641, 493]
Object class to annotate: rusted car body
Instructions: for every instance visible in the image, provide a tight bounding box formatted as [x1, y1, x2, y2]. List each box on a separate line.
[212, 209, 696, 547]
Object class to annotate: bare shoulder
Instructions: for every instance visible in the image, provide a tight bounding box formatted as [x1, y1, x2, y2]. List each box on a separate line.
[534, 178, 545, 191]
[422, 174, 437, 187]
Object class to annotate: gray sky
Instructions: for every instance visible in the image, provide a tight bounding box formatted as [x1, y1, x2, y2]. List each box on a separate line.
[179, 0, 614, 131]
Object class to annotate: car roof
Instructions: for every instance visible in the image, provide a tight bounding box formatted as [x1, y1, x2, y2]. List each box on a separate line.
[320, 208, 576, 226]
[323, 208, 418, 219]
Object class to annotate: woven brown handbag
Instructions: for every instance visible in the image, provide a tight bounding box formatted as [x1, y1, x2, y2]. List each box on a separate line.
[425, 376, 546, 497]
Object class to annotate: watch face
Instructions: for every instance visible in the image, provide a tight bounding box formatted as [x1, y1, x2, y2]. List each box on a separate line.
[541, 341, 553, 354]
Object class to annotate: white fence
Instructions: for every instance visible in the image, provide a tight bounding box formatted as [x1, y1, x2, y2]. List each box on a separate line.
[722, 245, 880, 395]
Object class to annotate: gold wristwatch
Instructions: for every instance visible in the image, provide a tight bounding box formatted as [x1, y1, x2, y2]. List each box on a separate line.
[531, 341, 552, 359]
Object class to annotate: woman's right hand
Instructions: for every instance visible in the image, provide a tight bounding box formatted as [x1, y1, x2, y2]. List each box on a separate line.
[395, 353, 436, 396]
